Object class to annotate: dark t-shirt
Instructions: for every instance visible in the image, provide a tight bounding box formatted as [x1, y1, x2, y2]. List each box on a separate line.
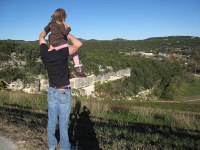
[40, 43, 70, 87]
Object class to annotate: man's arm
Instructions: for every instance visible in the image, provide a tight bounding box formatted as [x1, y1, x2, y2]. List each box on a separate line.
[67, 33, 83, 55]
[39, 31, 48, 45]
[44, 23, 51, 33]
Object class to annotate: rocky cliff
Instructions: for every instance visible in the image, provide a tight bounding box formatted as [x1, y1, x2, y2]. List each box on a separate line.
[6, 68, 131, 96]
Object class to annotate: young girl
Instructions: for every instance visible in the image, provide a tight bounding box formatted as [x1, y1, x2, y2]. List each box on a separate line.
[44, 8, 86, 77]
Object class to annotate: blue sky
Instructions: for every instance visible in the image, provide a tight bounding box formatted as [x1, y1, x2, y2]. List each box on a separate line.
[0, 0, 200, 40]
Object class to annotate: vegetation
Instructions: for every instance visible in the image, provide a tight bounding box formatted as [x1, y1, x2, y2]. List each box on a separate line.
[0, 91, 200, 149]
[180, 79, 200, 97]
[0, 36, 200, 149]
[95, 59, 188, 100]
[0, 40, 46, 83]
[1, 36, 199, 100]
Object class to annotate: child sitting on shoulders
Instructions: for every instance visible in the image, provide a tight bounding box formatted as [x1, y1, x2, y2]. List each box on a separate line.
[44, 8, 86, 77]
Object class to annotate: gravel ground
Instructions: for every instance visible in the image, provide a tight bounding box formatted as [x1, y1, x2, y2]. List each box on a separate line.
[0, 121, 48, 150]
[0, 136, 18, 150]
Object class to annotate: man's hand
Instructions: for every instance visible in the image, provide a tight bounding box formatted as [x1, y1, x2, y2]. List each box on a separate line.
[39, 31, 47, 45]
[61, 22, 71, 36]
[63, 22, 70, 29]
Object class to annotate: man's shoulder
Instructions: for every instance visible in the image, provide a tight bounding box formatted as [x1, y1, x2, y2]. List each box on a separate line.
[40, 43, 48, 57]
[40, 43, 48, 50]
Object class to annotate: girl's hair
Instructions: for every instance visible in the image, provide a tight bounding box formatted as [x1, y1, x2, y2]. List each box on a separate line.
[51, 8, 67, 22]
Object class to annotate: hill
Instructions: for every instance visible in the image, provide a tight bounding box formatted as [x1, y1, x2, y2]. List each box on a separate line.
[0, 36, 200, 100]
[0, 36, 200, 149]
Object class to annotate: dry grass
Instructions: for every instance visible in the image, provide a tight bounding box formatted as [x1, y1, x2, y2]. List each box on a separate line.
[1, 92, 200, 149]
[72, 97, 200, 131]
[0, 91, 47, 111]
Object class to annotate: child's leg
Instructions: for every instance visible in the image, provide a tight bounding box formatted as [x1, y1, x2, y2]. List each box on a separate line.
[55, 44, 69, 50]
[48, 44, 69, 51]
[72, 53, 87, 77]
[48, 45, 55, 51]
[72, 52, 82, 68]
[67, 34, 86, 77]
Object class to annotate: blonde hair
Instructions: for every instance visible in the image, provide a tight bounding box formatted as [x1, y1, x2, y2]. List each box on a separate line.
[51, 8, 67, 23]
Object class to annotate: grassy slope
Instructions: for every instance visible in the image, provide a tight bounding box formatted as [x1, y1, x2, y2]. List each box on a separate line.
[0, 91, 200, 149]
[180, 80, 200, 97]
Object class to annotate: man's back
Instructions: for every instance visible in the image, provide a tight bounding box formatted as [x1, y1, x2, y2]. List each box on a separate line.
[40, 43, 70, 87]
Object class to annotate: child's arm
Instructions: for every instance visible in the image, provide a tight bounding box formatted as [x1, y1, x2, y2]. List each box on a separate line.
[60, 22, 71, 36]
[44, 22, 51, 33]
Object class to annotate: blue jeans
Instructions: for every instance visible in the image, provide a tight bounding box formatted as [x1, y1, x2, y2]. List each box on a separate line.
[47, 87, 72, 150]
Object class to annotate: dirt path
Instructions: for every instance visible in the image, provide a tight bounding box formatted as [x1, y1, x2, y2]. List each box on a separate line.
[0, 136, 18, 150]
[153, 98, 200, 103]
[0, 122, 48, 150]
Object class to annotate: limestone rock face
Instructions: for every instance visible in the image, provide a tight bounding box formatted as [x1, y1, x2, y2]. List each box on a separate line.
[5, 68, 131, 96]
[70, 75, 96, 89]
[70, 68, 131, 96]
[7, 79, 24, 91]
[1, 53, 26, 69]
[38, 75, 49, 92]
[23, 80, 40, 94]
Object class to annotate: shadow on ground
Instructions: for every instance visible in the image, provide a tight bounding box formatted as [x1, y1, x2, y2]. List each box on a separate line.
[0, 102, 200, 149]
[68, 100, 101, 150]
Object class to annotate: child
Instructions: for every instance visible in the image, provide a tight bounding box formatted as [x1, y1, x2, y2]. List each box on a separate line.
[44, 8, 86, 77]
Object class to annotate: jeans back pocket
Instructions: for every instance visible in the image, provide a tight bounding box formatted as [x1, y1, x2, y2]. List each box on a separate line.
[59, 90, 69, 104]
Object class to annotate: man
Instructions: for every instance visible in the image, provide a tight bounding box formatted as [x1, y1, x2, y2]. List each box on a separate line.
[39, 30, 82, 150]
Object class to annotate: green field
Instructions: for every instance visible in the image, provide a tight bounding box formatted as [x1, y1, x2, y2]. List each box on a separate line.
[0, 91, 200, 150]
[180, 80, 200, 97]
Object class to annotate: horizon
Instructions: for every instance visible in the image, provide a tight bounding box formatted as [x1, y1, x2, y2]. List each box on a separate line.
[1, 35, 200, 42]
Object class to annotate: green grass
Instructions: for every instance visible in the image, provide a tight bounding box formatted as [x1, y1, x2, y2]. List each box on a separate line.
[95, 125, 200, 150]
[0, 91, 47, 111]
[122, 101, 200, 113]
[180, 80, 200, 97]
[0, 91, 200, 149]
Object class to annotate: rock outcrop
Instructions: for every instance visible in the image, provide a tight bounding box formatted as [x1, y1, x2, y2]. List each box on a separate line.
[70, 68, 131, 96]
[7, 79, 24, 91]
[6, 68, 131, 95]
[22, 80, 40, 94]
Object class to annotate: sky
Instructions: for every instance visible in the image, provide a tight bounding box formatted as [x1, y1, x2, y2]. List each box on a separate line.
[0, 0, 200, 41]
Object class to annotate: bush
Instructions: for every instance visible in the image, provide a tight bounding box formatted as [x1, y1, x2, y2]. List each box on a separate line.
[0, 67, 24, 83]
[0, 81, 5, 90]
[161, 83, 179, 100]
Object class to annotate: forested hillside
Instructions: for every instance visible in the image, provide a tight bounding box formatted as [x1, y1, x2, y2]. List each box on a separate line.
[0, 36, 200, 99]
